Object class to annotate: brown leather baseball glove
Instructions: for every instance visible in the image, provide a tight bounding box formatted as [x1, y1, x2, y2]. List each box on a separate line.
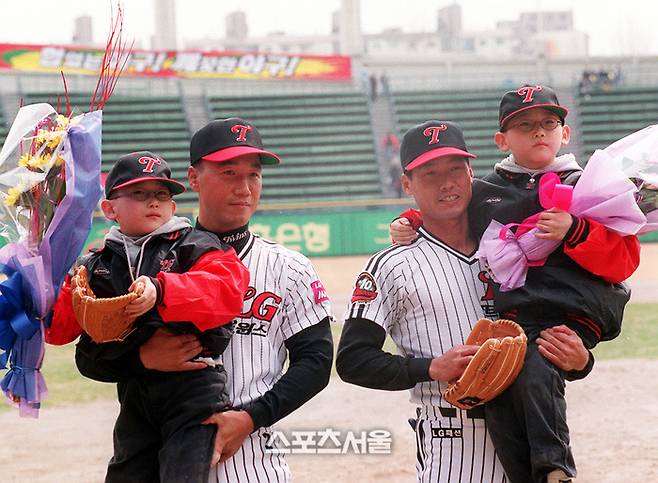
[443, 318, 527, 410]
[71, 265, 144, 344]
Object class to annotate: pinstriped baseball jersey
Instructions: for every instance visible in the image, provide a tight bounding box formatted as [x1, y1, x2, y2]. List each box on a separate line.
[345, 226, 507, 483]
[209, 232, 331, 483]
[212, 428, 292, 483]
[346, 226, 497, 408]
[415, 417, 506, 483]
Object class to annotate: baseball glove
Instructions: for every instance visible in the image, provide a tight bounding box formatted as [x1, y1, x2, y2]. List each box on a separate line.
[71, 265, 144, 344]
[443, 318, 527, 410]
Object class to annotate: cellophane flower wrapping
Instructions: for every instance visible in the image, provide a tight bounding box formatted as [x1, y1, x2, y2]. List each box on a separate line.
[0, 104, 102, 417]
[479, 125, 658, 292]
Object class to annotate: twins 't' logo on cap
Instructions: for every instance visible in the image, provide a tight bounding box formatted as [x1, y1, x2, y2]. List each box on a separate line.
[517, 85, 543, 103]
[231, 124, 253, 141]
[138, 156, 161, 173]
[423, 124, 448, 145]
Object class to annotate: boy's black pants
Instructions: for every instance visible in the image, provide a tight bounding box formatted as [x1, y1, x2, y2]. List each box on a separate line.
[106, 366, 230, 483]
[486, 343, 576, 483]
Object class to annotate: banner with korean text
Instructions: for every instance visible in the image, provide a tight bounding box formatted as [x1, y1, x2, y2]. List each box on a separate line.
[7, 208, 657, 257]
[83, 209, 400, 257]
[0, 43, 352, 81]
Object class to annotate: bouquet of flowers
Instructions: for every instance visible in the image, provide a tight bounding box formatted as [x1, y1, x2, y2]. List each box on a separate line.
[0, 104, 102, 417]
[479, 125, 658, 292]
[0, 5, 129, 417]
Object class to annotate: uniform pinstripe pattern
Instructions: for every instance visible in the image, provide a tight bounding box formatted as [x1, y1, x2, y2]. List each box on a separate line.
[211, 429, 292, 483]
[346, 227, 506, 482]
[414, 417, 507, 483]
[208, 233, 331, 482]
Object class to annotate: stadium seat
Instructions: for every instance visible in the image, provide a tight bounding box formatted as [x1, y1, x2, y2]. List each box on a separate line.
[207, 92, 383, 203]
[21, 92, 194, 205]
[392, 89, 502, 177]
[578, 87, 658, 158]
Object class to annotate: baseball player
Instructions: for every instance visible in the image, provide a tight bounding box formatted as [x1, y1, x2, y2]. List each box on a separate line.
[49, 152, 250, 483]
[336, 121, 593, 483]
[390, 88, 641, 483]
[145, 118, 334, 482]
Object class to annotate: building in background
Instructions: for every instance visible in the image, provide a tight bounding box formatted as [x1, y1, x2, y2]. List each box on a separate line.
[72, 15, 93, 45]
[184, 1, 587, 60]
[437, 3, 461, 53]
[226, 10, 248, 41]
[339, 0, 364, 57]
[152, 0, 177, 50]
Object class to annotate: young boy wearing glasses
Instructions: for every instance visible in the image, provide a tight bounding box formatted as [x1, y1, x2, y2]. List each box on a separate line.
[390, 86, 639, 483]
[47, 151, 249, 483]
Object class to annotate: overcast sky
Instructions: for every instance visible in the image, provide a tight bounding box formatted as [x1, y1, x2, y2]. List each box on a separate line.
[1, 0, 655, 56]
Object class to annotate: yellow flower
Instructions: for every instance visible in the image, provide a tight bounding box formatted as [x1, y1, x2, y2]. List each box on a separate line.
[19, 154, 49, 173]
[56, 115, 70, 129]
[46, 133, 62, 150]
[54, 156, 65, 167]
[4, 186, 24, 207]
[18, 153, 31, 167]
[31, 155, 46, 168]
[35, 129, 63, 150]
[36, 129, 49, 144]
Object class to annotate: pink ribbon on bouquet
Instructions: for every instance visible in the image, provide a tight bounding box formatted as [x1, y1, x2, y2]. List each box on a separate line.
[479, 173, 573, 291]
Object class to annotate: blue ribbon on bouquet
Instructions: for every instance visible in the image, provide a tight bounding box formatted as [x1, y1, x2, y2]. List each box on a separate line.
[0, 328, 45, 416]
[0, 264, 45, 416]
[0, 266, 40, 368]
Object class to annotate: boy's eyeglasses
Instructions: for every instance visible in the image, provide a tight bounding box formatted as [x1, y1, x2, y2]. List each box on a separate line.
[111, 189, 173, 202]
[506, 118, 562, 133]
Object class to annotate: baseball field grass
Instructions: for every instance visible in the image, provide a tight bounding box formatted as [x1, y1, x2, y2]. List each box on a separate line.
[1, 303, 656, 412]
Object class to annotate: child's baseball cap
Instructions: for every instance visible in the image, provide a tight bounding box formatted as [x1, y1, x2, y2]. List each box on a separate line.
[104, 151, 186, 198]
[499, 84, 569, 129]
[190, 117, 281, 165]
[400, 120, 476, 171]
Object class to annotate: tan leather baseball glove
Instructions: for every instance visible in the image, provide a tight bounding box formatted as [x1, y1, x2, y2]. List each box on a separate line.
[443, 318, 527, 410]
[71, 265, 144, 343]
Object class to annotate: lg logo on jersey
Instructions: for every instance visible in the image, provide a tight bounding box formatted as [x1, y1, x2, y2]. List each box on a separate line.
[240, 287, 281, 322]
[431, 428, 463, 439]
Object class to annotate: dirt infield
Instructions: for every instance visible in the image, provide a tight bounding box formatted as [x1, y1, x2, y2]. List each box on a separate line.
[2, 245, 657, 482]
[3, 361, 658, 482]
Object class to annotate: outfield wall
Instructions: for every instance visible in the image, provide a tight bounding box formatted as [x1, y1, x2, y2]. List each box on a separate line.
[85, 204, 411, 257]
[83, 203, 658, 258]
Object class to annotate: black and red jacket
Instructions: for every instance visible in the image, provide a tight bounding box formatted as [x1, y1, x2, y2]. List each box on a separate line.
[400, 169, 640, 348]
[47, 226, 249, 378]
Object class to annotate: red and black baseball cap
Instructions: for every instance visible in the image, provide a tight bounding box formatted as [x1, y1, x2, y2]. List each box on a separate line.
[400, 120, 476, 171]
[104, 151, 186, 198]
[190, 117, 281, 165]
[499, 84, 569, 129]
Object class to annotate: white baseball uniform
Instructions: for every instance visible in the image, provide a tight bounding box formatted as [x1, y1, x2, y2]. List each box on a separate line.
[345, 227, 507, 483]
[208, 232, 332, 483]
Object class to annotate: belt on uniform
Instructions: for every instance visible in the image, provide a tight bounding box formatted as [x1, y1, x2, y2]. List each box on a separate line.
[438, 405, 485, 419]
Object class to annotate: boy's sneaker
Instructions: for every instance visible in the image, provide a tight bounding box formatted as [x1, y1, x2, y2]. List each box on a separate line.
[546, 469, 574, 483]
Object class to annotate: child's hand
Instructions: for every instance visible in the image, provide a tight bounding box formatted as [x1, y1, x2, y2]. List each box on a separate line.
[534, 208, 572, 241]
[390, 217, 418, 245]
[125, 275, 157, 318]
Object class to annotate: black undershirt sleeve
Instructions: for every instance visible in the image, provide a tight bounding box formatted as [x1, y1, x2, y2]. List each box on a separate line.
[564, 350, 595, 381]
[336, 317, 433, 390]
[242, 317, 334, 430]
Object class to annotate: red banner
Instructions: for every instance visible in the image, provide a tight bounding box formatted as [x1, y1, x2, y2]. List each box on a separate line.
[0, 43, 352, 81]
